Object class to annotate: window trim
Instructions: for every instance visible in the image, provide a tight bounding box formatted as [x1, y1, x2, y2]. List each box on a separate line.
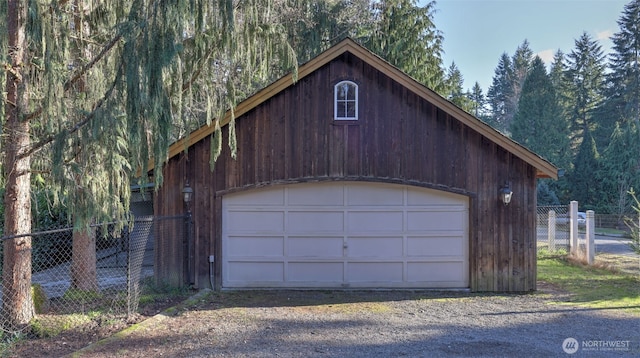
[334, 80, 358, 121]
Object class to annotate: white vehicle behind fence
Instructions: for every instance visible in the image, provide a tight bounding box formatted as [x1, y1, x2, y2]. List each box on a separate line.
[555, 211, 586, 227]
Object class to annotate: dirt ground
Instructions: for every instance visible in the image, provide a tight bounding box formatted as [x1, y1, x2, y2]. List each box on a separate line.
[69, 285, 639, 357]
[3, 294, 190, 358]
[3, 253, 638, 358]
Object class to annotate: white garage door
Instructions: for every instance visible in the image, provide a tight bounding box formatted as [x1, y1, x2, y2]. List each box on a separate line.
[222, 182, 469, 288]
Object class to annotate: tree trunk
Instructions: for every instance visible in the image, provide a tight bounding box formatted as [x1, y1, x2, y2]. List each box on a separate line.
[1, 178, 34, 329]
[70, 228, 98, 292]
[68, 1, 99, 293]
[3, 0, 34, 330]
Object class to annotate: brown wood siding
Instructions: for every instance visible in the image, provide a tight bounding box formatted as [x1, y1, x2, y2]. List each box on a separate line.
[156, 52, 538, 292]
[153, 153, 187, 286]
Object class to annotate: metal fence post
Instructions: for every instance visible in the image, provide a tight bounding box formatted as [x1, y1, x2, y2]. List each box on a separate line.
[548, 210, 556, 252]
[126, 224, 134, 316]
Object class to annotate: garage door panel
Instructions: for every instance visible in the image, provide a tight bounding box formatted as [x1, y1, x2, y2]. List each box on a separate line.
[348, 237, 403, 257]
[226, 262, 284, 282]
[407, 261, 467, 283]
[289, 262, 343, 282]
[223, 182, 469, 289]
[348, 262, 403, 282]
[288, 237, 344, 257]
[228, 187, 285, 205]
[407, 236, 465, 256]
[227, 236, 284, 257]
[407, 187, 463, 206]
[227, 211, 284, 232]
[407, 210, 465, 231]
[347, 184, 404, 206]
[348, 211, 403, 232]
[288, 184, 344, 206]
[288, 211, 344, 233]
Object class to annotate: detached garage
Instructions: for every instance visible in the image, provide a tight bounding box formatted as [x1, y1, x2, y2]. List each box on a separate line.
[153, 38, 557, 292]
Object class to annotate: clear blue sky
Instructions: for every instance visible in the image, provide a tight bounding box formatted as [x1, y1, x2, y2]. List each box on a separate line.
[423, 0, 629, 91]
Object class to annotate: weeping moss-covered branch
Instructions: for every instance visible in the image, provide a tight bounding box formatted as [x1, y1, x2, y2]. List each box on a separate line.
[20, 60, 124, 161]
[3, 0, 298, 228]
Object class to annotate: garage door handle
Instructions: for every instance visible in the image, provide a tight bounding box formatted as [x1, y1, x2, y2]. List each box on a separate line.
[343, 244, 348, 249]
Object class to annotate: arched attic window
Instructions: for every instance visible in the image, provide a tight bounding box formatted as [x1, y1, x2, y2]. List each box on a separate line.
[334, 81, 358, 120]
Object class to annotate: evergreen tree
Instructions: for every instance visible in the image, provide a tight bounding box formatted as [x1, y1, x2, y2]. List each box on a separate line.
[537, 180, 561, 206]
[283, 0, 370, 64]
[486, 40, 533, 134]
[510, 40, 534, 113]
[569, 131, 600, 208]
[591, 0, 640, 214]
[565, 32, 606, 152]
[284, 1, 448, 96]
[510, 56, 570, 169]
[595, 0, 640, 156]
[547, 50, 573, 203]
[598, 121, 640, 215]
[468, 82, 486, 118]
[2, 0, 296, 329]
[487, 53, 514, 132]
[604, 0, 640, 127]
[549, 50, 572, 126]
[363, 0, 446, 93]
[444, 62, 473, 112]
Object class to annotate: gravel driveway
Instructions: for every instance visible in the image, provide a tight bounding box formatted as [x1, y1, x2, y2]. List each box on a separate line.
[72, 286, 639, 358]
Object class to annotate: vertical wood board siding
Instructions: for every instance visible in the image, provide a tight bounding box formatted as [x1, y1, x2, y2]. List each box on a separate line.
[156, 52, 538, 292]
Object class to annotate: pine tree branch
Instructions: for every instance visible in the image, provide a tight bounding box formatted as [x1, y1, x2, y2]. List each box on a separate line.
[24, 33, 123, 122]
[19, 61, 124, 160]
[181, 37, 217, 94]
[64, 34, 123, 92]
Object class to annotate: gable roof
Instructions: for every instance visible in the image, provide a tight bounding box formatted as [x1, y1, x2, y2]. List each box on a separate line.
[162, 38, 558, 179]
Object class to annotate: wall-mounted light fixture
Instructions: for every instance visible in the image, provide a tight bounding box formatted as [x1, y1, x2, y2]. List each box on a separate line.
[499, 183, 512, 206]
[182, 183, 194, 206]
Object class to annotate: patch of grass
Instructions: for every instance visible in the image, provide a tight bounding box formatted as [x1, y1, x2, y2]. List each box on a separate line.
[537, 247, 568, 257]
[595, 227, 628, 236]
[538, 252, 640, 315]
[295, 301, 393, 314]
[30, 314, 92, 338]
[138, 279, 192, 306]
[0, 331, 26, 356]
[62, 288, 103, 303]
[596, 253, 640, 276]
[426, 295, 506, 303]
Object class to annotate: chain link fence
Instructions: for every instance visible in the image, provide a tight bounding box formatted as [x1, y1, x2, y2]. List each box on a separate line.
[537, 205, 636, 254]
[537, 205, 570, 252]
[0, 215, 186, 337]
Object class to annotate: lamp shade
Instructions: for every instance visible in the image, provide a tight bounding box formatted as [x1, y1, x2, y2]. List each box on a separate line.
[499, 185, 512, 205]
[182, 184, 194, 204]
